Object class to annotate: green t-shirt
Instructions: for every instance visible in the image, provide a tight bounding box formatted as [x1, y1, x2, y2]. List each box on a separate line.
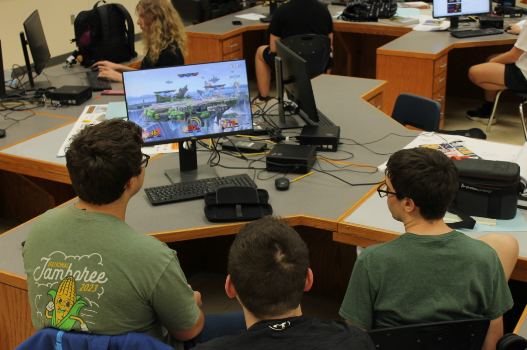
[23, 206, 200, 349]
[339, 230, 513, 330]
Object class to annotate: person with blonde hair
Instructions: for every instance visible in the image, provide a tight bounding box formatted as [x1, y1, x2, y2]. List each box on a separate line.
[93, 0, 187, 82]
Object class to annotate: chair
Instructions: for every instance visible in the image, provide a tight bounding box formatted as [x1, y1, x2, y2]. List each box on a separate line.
[487, 89, 527, 141]
[280, 34, 331, 79]
[392, 93, 487, 139]
[367, 318, 490, 350]
[15, 328, 174, 350]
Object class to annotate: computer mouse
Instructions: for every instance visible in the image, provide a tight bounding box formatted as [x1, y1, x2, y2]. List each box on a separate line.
[275, 178, 290, 191]
[91, 66, 100, 72]
[0, 129, 6, 138]
[505, 26, 512, 31]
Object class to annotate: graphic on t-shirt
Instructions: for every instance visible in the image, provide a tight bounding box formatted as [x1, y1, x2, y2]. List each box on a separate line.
[46, 276, 89, 332]
[32, 251, 108, 332]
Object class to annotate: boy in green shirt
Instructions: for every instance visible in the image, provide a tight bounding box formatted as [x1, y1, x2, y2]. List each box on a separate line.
[339, 147, 519, 350]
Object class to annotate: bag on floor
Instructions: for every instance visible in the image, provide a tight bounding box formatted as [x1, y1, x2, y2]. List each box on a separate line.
[339, 0, 397, 22]
[72, 1, 137, 67]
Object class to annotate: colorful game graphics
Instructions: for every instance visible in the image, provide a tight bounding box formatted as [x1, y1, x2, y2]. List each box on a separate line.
[123, 60, 252, 144]
[420, 141, 480, 159]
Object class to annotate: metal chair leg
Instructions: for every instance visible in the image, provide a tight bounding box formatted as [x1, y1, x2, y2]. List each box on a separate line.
[519, 100, 527, 141]
[487, 89, 504, 133]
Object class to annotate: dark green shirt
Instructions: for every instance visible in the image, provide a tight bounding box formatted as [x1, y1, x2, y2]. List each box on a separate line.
[339, 230, 513, 330]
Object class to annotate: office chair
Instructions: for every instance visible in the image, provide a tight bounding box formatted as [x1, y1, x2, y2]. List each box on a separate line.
[392, 93, 487, 139]
[280, 34, 331, 79]
[367, 318, 490, 350]
[487, 89, 527, 141]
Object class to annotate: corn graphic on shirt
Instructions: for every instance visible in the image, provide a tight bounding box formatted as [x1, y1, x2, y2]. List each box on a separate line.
[23, 205, 200, 350]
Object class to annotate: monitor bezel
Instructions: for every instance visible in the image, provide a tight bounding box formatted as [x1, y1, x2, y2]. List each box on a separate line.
[23, 10, 51, 76]
[123, 59, 254, 148]
[432, 0, 492, 18]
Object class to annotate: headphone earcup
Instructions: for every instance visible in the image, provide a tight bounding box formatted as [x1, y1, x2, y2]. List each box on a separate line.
[497, 333, 527, 350]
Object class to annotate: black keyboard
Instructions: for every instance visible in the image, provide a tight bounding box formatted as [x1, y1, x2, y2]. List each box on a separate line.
[85, 72, 112, 91]
[299, 108, 336, 126]
[450, 28, 503, 39]
[145, 174, 257, 205]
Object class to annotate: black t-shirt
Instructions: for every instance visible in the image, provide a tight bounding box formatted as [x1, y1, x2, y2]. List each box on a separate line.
[268, 0, 334, 39]
[140, 42, 184, 69]
[193, 316, 376, 350]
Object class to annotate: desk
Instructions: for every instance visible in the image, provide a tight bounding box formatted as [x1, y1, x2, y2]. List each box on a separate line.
[185, 6, 520, 127]
[0, 73, 419, 350]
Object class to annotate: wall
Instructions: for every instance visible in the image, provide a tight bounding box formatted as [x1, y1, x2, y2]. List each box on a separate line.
[0, 0, 142, 68]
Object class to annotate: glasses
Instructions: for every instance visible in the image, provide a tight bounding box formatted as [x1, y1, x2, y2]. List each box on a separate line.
[377, 182, 397, 198]
[140, 153, 150, 168]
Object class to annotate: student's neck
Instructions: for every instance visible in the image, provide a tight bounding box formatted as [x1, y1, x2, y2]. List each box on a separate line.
[75, 198, 129, 221]
[403, 216, 452, 236]
[243, 306, 303, 329]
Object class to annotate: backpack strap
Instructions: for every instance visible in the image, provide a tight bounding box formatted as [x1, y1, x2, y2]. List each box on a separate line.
[96, 4, 111, 59]
[93, 0, 107, 10]
[112, 3, 138, 58]
[446, 203, 476, 230]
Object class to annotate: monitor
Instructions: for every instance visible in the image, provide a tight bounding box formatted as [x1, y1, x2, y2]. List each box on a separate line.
[433, 0, 492, 31]
[21, 10, 51, 89]
[0, 41, 6, 98]
[123, 59, 253, 183]
[273, 40, 332, 129]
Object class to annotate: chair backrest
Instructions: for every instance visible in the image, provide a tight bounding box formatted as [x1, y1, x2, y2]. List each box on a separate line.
[367, 318, 490, 350]
[280, 34, 331, 79]
[391, 93, 441, 132]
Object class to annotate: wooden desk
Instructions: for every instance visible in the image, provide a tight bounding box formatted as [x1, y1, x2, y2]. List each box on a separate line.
[0, 74, 416, 350]
[185, 6, 520, 127]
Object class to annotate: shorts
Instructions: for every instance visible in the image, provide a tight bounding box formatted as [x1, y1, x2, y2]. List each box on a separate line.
[505, 63, 527, 92]
[262, 46, 334, 71]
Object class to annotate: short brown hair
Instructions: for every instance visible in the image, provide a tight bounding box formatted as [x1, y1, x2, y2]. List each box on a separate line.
[65, 119, 144, 205]
[228, 216, 309, 319]
[386, 147, 459, 221]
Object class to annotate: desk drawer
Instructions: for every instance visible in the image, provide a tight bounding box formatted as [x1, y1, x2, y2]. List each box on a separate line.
[433, 71, 447, 93]
[223, 50, 243, 61]
[368, 93, 383, 110]
[222, 35, 243, 55]
[434, 55, 448, 77]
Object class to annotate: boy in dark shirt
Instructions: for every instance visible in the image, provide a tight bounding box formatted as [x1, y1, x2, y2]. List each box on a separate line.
[194, 216, 375, 350]
[253, 0, 333, 102]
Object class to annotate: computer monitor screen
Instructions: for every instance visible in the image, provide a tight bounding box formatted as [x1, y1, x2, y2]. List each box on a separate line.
[23, 10, 50, 76]
[275, 41, 319, 123]
[123, 60, 253, 147]
[433, 0, 491, 18]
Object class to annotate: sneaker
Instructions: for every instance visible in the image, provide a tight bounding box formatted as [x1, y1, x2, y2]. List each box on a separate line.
[466, 106, 497, 125]
[251, 94, 272, 104]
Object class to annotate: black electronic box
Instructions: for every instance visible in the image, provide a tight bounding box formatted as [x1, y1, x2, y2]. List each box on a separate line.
[494, 6, 523, 18]
[297, 125, 340, 152]
[49, 85, 92, 106]
[266, 144, 317, 174]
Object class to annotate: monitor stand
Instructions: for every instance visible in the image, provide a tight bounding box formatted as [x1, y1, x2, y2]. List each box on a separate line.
[448, 16, 471, 32]
[260, 0, 277, 22]
[19, 32, 51, 91]
[164, 140, 219, 184]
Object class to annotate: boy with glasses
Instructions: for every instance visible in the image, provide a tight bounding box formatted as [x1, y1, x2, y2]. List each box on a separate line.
[23, 119, 243, 349]
[340, 147, 518, 350]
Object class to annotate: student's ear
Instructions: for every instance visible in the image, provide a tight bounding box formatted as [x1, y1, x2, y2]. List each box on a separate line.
[304, 268, 314, 292]
[403, 197, 416, 214]
[124, 177, 134, 191]
[225, 275, 238, 298]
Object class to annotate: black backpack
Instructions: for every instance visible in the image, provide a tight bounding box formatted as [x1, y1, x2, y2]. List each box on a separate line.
[72, 1, 137, 67]
[339, 0, 397, 22]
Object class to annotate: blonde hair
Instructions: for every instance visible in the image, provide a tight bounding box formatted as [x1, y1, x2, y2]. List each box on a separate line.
[137, 0, 188, 64]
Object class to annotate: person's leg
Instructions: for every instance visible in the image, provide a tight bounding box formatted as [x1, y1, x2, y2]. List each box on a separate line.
[184, 311, 246, 349]
[477, 233, 519, 280]
[255, 45, 272, 100]
[467, 62, 507, 123]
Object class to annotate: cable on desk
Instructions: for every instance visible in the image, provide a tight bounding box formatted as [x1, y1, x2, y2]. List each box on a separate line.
[340, 133, 417, 155]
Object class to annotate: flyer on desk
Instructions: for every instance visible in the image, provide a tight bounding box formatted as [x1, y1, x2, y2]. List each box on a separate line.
[57, 104, 179, 157]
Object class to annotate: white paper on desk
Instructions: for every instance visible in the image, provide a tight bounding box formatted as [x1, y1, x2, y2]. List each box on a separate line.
[413, 15, 450, 31]
[396, 8, 420, 17]
[377, 133, 522, 171]
[142, 143, 179, 155]
[235, 13, 265, 20]
[513, 142, 527, 194]
[56, 105, 106, 157]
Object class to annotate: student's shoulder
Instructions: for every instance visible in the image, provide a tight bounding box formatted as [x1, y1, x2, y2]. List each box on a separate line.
[357, 236, 404, 260]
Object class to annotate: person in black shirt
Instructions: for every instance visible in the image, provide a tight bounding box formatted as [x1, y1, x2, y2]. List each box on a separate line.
[192, 216, 375, 350]
[253, 0, 334, 103]
[93, 0, 187, 82]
